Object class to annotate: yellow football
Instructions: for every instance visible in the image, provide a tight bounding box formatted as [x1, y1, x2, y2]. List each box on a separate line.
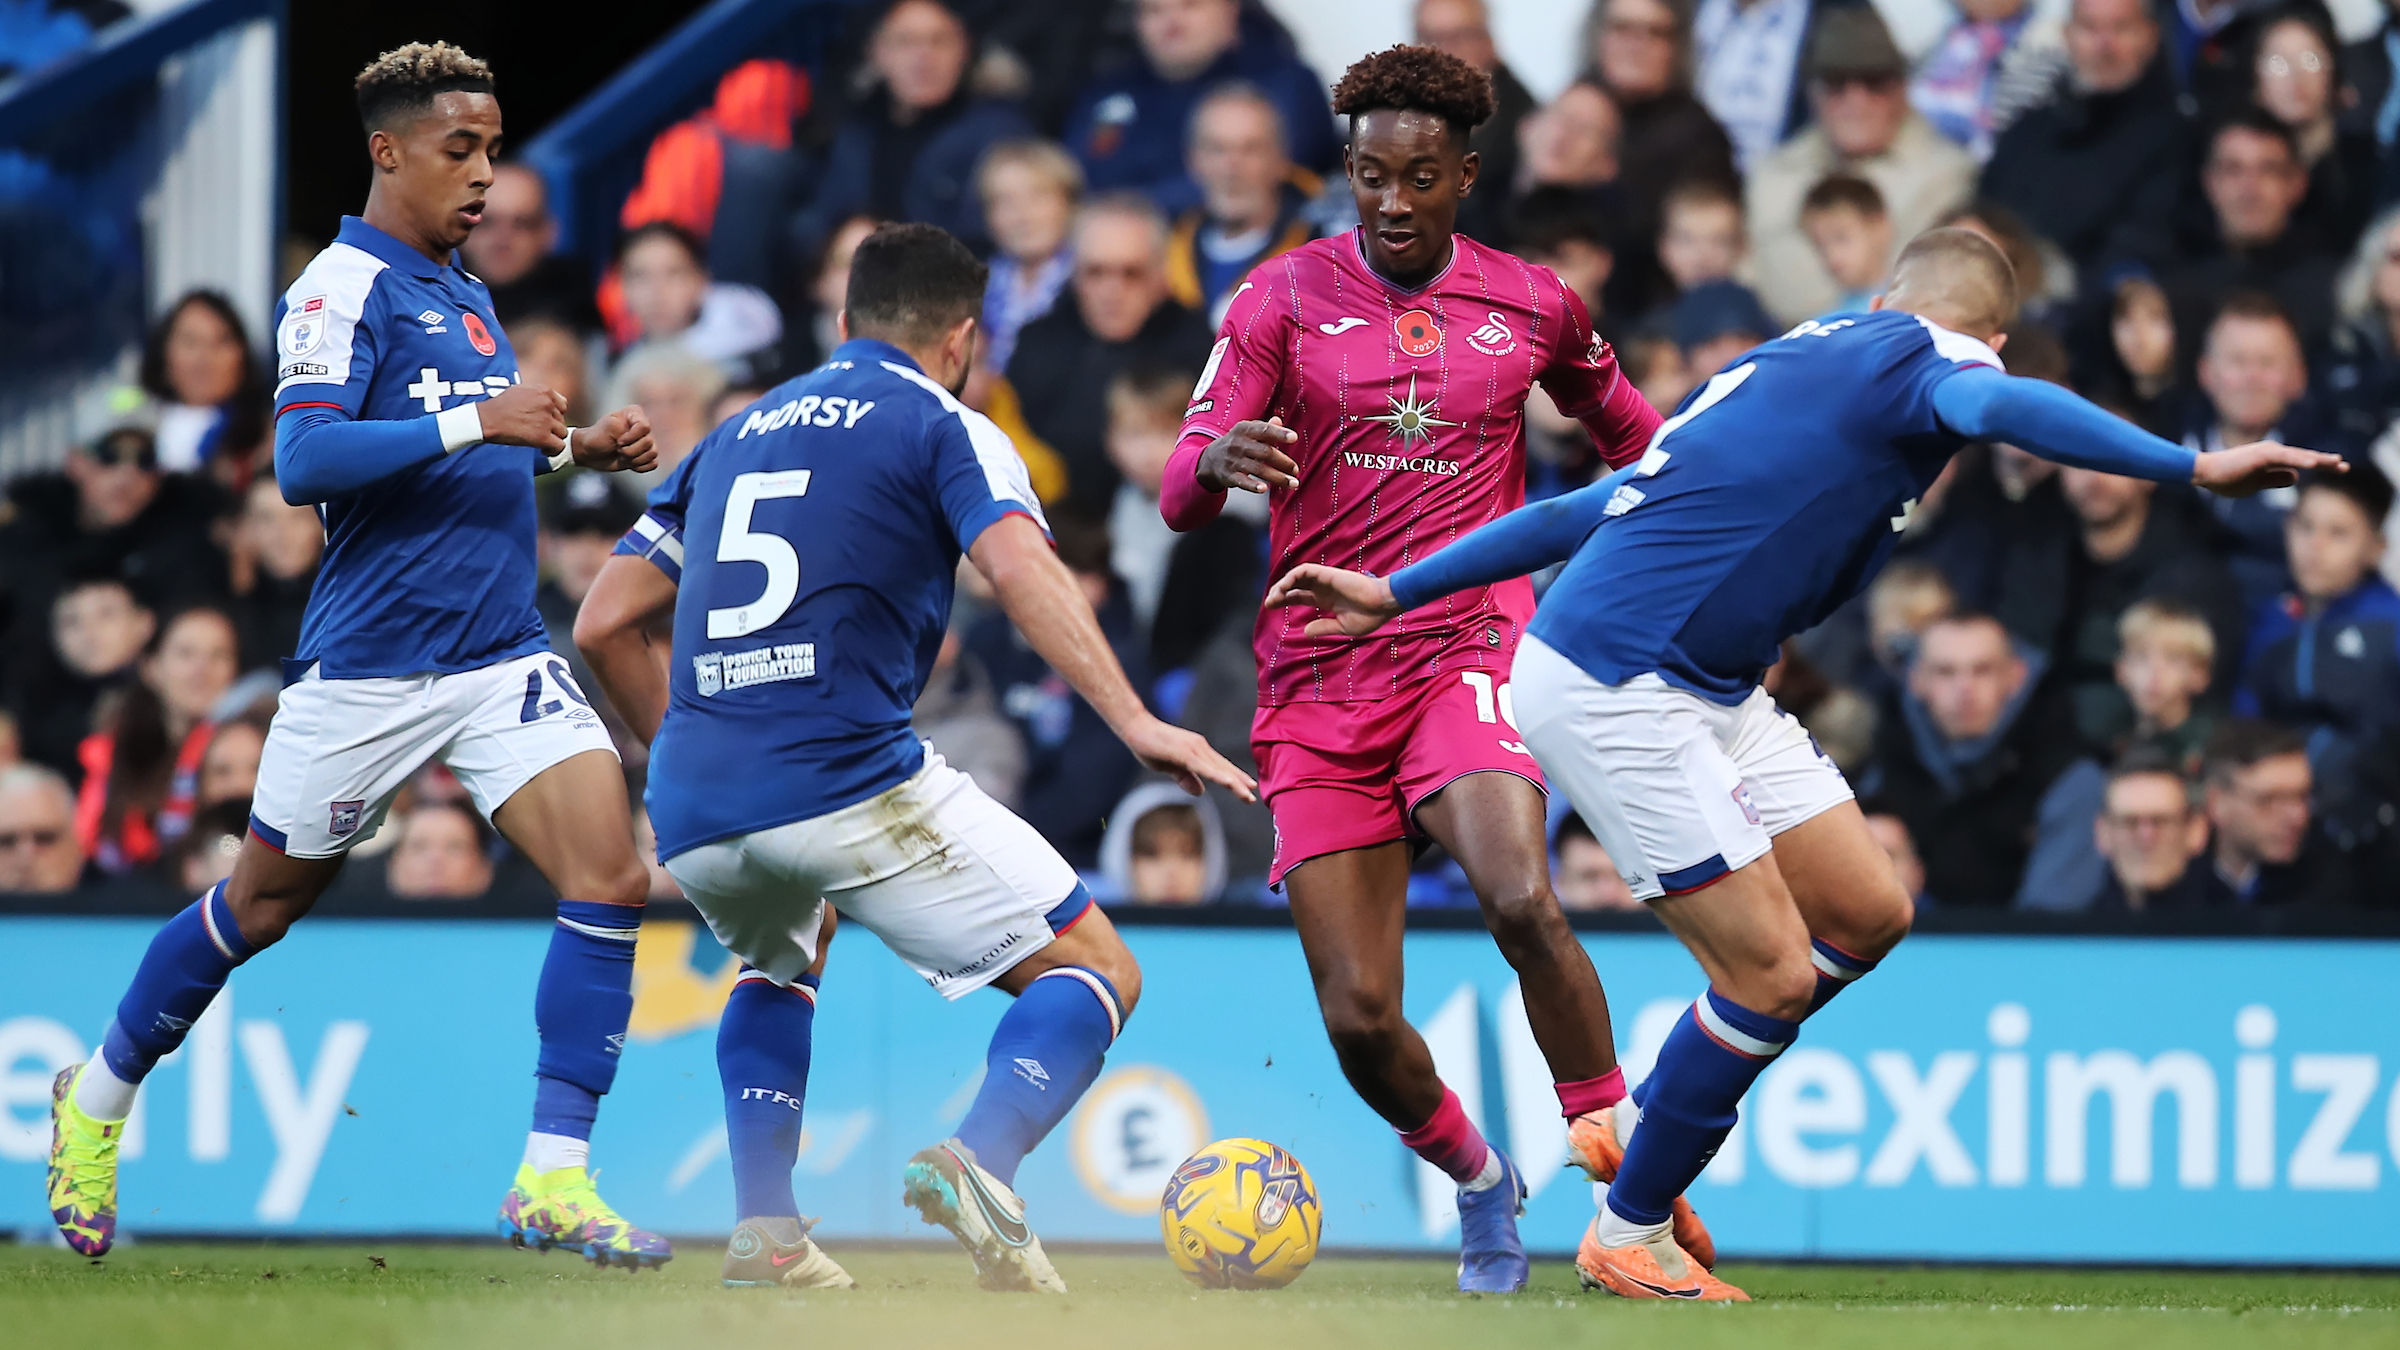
[1159, 1138, 1322, 1290]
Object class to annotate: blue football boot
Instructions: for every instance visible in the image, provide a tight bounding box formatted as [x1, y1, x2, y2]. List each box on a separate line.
[1455, 1148, 1530, 1293]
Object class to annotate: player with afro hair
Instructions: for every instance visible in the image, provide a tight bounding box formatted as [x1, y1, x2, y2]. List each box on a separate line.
[1330, 43, 1497, 143]
[1171, 40, 1680, 1294]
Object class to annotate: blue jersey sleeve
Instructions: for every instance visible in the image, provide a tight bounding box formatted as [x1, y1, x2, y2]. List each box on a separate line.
[930, 405, 1049, 552]
[269, 276, 463, 502]
[1930, 367, 2198, 482]
[613, 447, 708, 582]
[1388, 464, 1639, 611]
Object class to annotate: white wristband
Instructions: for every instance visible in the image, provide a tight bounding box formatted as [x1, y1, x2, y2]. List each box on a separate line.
[435, 404, 484, 453]
[546, 427, 577, 474]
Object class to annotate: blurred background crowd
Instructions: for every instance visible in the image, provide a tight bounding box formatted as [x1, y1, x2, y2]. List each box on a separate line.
[2, 0, 2397, 915]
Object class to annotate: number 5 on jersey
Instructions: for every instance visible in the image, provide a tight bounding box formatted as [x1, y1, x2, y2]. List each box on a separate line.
[710, 469, 813, 638]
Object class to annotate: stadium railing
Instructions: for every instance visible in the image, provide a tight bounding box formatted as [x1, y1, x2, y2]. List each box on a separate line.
[0, 0, 285, 480]
[516, 0, 861, 268]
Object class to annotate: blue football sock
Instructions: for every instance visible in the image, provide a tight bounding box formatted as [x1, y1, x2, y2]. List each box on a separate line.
[99, 883, 254, 1089]
[1805, 937, 1876, 1016]
[530, 900, 642, 1141]
[953, 967, 1123, 1187]
[1608, 990, 1796, 1226]
[718, 969, 818, 1220]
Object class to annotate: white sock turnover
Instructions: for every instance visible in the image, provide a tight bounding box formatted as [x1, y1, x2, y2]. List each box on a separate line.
[523, 1132, 591, 1174]
[1593, 1194, 1673, 1248]
[1459, 1146, 1506, 1193]
[72, 1052, 138, 1123]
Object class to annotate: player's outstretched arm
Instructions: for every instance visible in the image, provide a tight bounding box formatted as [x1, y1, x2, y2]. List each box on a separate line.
[1929, 368, 2344, 494]
[573, 554, 678, 746]
[2190, 439, 2348, 497]
[1271, 466, 1637, 635]
[1267, 566, 1401, 638]
[969, 514, 1258, 802]
[569, 405, 659, 474]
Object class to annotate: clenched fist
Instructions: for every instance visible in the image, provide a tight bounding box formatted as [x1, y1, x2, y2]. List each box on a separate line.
[476, 382, 569, 452]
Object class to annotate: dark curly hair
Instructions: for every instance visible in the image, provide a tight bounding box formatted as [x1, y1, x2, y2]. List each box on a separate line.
[355, 41, 494, 133]
[1330, 45, 1495, 139]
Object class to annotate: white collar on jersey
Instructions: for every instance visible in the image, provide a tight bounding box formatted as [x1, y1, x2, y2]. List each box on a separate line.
[1913, 314, 2004, 371]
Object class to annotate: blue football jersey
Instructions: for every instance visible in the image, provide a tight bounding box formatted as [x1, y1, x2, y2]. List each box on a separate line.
[272, 216, 549, 678]
[645, 339, 1048, 859]
[1532, 310, 2003, 702]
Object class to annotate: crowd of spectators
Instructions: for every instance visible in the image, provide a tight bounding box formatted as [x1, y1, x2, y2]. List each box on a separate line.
[6, 0, 2400, 916]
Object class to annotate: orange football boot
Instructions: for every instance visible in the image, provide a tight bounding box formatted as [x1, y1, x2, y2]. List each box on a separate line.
[1568, 1103, 1719, 1270]
[1575, 1217, 1748, 1302]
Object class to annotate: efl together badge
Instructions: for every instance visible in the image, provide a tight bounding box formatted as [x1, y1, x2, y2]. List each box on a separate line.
[1395, 309, 1441, 358]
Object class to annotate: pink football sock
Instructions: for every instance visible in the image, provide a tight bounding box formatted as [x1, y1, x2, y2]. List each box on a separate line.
[1398, 1085, 1493, 1183]
[1556, 1067, 1627, 1119]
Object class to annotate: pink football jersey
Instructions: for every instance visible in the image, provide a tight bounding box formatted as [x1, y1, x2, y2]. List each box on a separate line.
[1164, 229, 1661, 705]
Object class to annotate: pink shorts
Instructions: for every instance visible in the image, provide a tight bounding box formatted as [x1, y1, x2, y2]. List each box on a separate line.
[1253, 670, 1546, 886]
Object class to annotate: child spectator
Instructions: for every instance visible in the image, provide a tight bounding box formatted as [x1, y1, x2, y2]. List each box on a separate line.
[1671, 279, 1773, 382]
[978, 140, 1082, 374]
[1799, 174, 1893, 310]
[1653, 179, 1745, 304]
[2019, 595, 2214, 911]
[2089, 750, 2210, 911]
[2187, 294, 2313, 612]
[74, 604, 238, 874]
[2113, 598, 2217, 774]
[1103, 366, 1195, 630]
[2235, 466, 2400, 847]
[1619, 331, 1691, 416]
[1552, 812, 1639, 910]
[1099, 782, 1227, 905]
[1865, 560, 1957, 698]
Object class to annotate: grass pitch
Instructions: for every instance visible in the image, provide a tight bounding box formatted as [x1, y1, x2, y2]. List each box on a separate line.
[4, 1241, 2396, 1350]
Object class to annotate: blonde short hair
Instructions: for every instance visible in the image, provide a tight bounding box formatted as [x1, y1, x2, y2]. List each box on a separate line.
[2117, 598, 2214, 669]
[977, 139, 1084, 206]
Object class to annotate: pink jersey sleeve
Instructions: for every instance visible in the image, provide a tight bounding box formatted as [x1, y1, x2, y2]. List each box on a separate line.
[1537, 281, 1661, 470]
[1163, 269, 1292, 531]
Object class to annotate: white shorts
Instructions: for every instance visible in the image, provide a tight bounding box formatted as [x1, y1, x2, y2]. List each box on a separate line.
[1513, 635, 1853, 902]
[663, 752, 1086, 1000]
[249, 651, 615, 859]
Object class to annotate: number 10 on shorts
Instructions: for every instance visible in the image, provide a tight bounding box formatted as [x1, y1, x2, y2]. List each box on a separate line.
[1459, 672, 1528, 756]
